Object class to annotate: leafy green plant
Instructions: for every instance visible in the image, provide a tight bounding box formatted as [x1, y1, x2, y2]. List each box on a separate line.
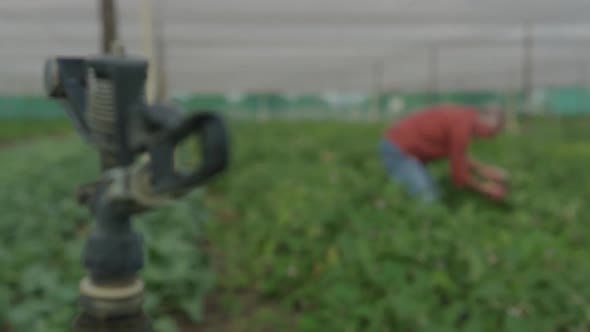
[3, 117, 590, 331]
[0, 119, 70, 144]
[0, 140, 212, 332]
[204, 119, 590, 331]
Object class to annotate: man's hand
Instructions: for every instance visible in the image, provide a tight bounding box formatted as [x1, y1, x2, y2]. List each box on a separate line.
[466, 176, 508, 201]
[480, 166, 508, 183]
[482, 182, 507, 201]
[469, 160, 508, 183]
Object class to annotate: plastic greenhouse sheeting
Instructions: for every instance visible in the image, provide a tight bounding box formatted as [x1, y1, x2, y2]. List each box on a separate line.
[1, 0, 590, 94]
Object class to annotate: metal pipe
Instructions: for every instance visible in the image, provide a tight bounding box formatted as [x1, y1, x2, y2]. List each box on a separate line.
[428, 45, 440, 102]
[521, 23, 534, 111]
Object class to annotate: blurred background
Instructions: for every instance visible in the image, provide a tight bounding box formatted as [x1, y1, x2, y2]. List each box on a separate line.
[2, 1, 590, 331]
[4, 0, 590, 118]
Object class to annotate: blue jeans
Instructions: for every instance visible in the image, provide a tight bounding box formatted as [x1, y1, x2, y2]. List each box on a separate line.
[378, 138, 439, 202]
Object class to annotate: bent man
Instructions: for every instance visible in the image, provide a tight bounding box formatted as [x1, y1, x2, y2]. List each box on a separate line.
[379, 103, 508, 202]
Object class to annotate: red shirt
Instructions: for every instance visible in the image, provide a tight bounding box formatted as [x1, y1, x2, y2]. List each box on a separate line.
[385, 104, 478, 186]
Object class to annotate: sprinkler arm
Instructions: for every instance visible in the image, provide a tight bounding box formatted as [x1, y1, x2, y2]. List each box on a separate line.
[44, 56, 229, 208]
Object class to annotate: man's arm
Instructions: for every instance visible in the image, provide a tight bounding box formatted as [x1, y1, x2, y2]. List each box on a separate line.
[468, 159, 508, 183]
[449, 128, 506, 200]
[451, 154, 505, 200]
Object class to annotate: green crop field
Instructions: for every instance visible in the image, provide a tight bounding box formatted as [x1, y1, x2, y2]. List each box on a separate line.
[1, 117, 590, 331]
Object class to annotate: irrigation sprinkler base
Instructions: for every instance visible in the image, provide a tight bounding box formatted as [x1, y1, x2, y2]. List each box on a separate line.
[73, 277, 152, 332]
[72, 311, 152, 332]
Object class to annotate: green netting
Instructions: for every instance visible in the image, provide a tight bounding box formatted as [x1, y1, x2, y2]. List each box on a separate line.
[1, 87, 588, 119]
[176, 91, 520, 115]
[0, 96, 64, 119]
[543, 86, 590, 114]
[172, 88, 589, 116]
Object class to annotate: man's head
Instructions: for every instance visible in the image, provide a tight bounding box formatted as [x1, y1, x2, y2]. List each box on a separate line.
[474, 102, 505, 137]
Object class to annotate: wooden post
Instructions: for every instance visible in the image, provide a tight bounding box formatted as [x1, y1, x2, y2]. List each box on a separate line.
[141, 0, 168, 104]
[99, 0, 118, 54]
[98, 0, 121, 171]
[577, 60, 587, 114]
[505, 88, 520, 134]
[372, 59, 385, 121]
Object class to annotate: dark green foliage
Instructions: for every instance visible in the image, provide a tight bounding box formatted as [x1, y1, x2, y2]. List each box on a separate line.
[0, 119, 71, 144]
[205, 119, 590, 331]
[2, 118, 590, 331]
[0, 140, 213, 332]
